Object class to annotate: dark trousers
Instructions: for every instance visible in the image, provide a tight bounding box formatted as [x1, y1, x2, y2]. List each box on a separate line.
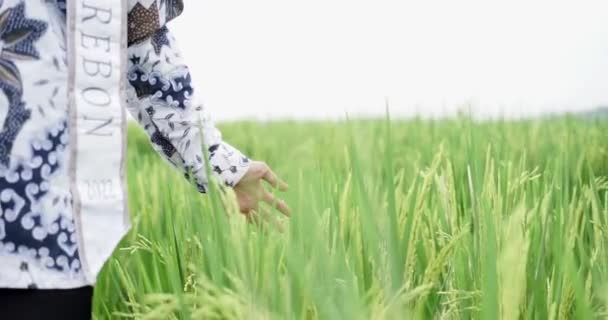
[0, 286, 94, 320]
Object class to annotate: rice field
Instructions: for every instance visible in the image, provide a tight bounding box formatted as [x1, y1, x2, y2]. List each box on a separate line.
[93, 116, 608, 319]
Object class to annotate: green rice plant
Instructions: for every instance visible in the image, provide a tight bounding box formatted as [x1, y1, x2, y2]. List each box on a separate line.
[92, 116, 608, 319]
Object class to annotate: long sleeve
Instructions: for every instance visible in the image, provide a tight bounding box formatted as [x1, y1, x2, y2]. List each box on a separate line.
[125, 26, 251, 193]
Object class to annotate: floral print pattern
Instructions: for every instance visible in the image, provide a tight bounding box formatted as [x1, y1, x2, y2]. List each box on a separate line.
[127, 26, 251, 193]
[0, 2, 46, 166]
[0, 0, 250, 289]
[128, 0, 184, 46]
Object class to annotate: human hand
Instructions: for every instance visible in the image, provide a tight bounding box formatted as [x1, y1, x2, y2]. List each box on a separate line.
[233, 161, 291, 219]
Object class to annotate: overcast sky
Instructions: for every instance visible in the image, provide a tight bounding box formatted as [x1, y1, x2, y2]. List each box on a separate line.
[170, 0, 608, 121]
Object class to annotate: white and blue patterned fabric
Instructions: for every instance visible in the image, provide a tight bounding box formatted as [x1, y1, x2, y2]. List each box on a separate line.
[0, 0, 250, 289]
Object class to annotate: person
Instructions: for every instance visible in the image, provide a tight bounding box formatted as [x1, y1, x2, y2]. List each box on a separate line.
[0, 0, 290, 319]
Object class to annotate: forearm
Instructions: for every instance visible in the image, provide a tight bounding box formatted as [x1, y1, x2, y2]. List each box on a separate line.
[125, 26, 250, 192]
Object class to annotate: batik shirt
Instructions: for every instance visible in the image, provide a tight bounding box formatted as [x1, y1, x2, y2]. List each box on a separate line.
[0, 0, 250, 289]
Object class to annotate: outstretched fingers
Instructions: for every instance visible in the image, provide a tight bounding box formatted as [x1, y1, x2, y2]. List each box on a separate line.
[261, 165, 289, 191]
[263, 190, 291, 216]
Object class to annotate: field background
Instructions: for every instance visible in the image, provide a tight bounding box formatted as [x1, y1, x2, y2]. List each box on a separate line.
[92, 117, 608, 319]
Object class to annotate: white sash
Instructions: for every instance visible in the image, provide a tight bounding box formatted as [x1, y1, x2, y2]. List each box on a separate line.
[68, 0, 130, 283]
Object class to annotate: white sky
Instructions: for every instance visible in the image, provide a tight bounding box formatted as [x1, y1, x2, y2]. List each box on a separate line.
[171, 0, 608, 121]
